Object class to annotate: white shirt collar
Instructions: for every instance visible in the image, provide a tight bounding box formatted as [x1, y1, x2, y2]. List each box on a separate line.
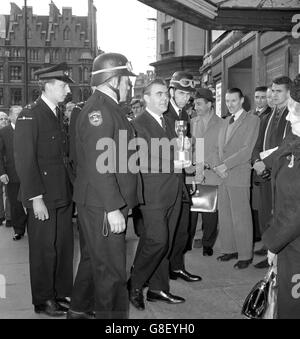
[170, 99, 181, 117]
[146, 108, 164, 127]
[41, 93, 57, 116]
[11, 123, 15, 130]
[232, 108, 244, 122]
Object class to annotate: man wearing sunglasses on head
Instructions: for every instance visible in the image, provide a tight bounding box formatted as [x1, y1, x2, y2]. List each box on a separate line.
[165, 71, 202, 283]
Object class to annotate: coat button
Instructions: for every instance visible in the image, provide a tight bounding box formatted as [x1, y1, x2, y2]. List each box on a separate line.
[52, 136, 55, 140]
[44, 171, 47, 176]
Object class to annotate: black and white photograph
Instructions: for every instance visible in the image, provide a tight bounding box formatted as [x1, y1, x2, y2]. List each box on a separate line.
[0, 0, 300, 322]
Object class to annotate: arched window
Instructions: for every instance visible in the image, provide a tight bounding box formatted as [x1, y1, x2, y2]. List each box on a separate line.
[83, 88, 91, 101]
[83, 67, 89, 83]
[63, 26, 71, 40]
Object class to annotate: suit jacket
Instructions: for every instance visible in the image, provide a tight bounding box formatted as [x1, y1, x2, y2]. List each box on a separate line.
[251, 106, 272, 119]
[252, 106, 290, 168]
[14, 98, 72, 208]
[164, 102, 191, 137]
[132, 110, 182, 210]
[0, 125, 19, 183]
[191, 113, 223, 185]
[73, 90, 141, 212]
[217, 111, 260, 187]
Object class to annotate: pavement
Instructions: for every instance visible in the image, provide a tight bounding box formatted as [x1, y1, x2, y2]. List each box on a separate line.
[0, 219, 268, 319]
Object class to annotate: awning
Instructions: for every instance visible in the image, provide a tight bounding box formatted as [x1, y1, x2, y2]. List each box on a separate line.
[138, 0, 299, 31]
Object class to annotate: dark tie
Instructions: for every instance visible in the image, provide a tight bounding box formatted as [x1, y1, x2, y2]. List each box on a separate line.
[160, 116, 167, 131]
[178, 109, 183, 120]
[229, 115, 235, 125]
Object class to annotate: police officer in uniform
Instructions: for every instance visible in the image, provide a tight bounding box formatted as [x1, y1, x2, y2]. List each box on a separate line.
[70, 53, 141, 319]
[166, 71, 202, 282]
[14, 63, 74, 317]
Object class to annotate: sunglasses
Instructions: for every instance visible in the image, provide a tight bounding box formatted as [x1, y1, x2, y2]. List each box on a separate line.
[171, 79, 200, 88]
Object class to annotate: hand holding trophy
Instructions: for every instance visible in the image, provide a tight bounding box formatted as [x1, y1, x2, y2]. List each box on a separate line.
[174, 120, 191, 169]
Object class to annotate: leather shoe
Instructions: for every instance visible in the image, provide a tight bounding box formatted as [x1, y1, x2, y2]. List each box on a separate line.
[217, 253, 238, 262]
[203, 247, 213, 257]
[147, 290, 185, 304]
[254, 248, 268, 256]
[13, 234, 24, 241]
[170, 269, 202, 282]
[234, 259, 253, 270]
[67, 309, 95, 319]
[129, 288, 145, 311]
[254, 258, 269, 269]
[56, 297, 70, 309]
[34, 300, 68, 317]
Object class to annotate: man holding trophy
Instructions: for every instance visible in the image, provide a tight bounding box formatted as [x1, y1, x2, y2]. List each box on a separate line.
[166, 72, 202, 283]
[128, 78, 191, 311]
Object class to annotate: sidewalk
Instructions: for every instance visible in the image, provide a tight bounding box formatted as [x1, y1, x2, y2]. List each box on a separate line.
[0, 221, 267, 319]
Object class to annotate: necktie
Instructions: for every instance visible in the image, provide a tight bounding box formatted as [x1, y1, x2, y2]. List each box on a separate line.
[229, 115, 235, 124]
[160, 116, 167, 131]
[178, 109, 183, 120]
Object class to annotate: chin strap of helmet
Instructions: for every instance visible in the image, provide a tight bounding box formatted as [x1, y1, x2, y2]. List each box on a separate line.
[107, 76, 122, 102]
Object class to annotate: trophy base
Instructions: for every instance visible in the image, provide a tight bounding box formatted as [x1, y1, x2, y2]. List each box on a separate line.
[174, 160, 192, 168]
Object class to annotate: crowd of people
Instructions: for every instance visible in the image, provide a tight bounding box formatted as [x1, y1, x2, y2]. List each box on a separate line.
[0, 51, 299, 319]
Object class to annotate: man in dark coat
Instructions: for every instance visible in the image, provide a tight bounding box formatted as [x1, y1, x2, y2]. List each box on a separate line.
[0, 106, 27, 240]
[70, 53, 141, 319]
[165, 71, 201, 282]
[263, 75, 300, 318]
[252, 76, 292, 269]
[14, 63, 74, 317]
[129, 78, 188, 311]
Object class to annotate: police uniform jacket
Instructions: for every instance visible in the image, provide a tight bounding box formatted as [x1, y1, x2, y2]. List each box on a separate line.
[0, 125, 20, 183]
[73, 90, 141, 213]
[132, 110, 182, 210]
[262, 134, 300, 318]
[14, 98, 72, 208]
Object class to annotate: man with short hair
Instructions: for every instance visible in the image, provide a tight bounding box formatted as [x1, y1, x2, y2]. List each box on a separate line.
[14, 62, 74, 317]
[130, 98, 143, 119]
[253, 86, 272, 118]
[215, 88, 260, 270]
[129, 78, 187, 311]
[252, 76, 292, 268]
[166, 71, 202, 283]
[71, 53, 141, 319]
[190, 88, 223, 257]
[0, 106, 27, 240]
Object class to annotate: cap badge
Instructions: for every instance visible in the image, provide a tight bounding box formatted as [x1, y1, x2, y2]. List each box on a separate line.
[88, 111, 103, 127]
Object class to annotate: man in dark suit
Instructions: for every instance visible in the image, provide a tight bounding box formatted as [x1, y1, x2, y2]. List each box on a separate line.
[165, 71, 202, 282]
[14, 63, 74, 317]
[0, 106, 27, 241]
[129, 78, 189, 311]
[250, 86, 273, 243]
[70, 53, 141, 319]
[252, 76, 292, 269]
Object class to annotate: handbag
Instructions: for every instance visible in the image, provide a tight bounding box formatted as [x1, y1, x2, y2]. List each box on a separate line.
[242, 266, 277, 319]
[190, 184, 218, 213]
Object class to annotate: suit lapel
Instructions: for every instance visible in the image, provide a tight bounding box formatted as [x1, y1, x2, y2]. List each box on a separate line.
[144, 111, 168, 138]
[38, 98, 59, 125]
[225, 110, 248, 145]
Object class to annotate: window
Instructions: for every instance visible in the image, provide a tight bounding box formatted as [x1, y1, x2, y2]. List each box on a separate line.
[0, 88, 3, 106]
[11, 88, 22, 105]
[83, 88, 91, 101]
[10, 66, 22, 81]
[11, 49, 21, 58]
[0, 67, 3, 81]
[28, 28, 32, 39]
[32, 89, 40, 102]
[30, 49, 39, 61]
[83, 67, 90, 83]
[65, 49, 72, 62]
[31, 68, 39, 81]
[51, 49, 59, 62]
[63, 26, 71, 40]
[164, 27, 171, 51]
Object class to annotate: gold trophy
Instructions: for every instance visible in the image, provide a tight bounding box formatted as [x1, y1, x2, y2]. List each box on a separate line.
[174, 120, 191, 167]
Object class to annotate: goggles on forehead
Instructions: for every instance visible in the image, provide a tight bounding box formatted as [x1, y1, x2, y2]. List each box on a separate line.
[171, 79, 200, 89]
[92, 61, 133, 76]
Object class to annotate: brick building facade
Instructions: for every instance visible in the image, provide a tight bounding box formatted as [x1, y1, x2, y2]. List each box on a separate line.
[0, 1, 98, 112]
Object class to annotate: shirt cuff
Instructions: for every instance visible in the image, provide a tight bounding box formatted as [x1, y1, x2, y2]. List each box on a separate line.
[29, 195, 43, 201]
